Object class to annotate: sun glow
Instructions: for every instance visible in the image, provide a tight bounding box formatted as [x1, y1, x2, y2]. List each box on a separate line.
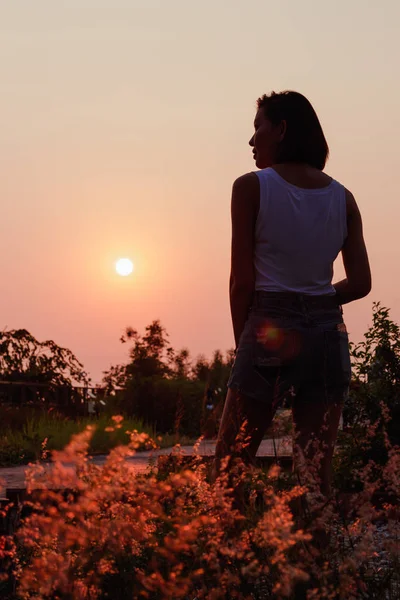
[115, 258, 134, 276]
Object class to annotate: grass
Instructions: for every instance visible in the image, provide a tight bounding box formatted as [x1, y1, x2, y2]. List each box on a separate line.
[0, 413, 195, 466]
[0, 407, 293, 468]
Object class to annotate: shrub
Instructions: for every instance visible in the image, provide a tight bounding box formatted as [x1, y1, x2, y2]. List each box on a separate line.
[0, 420, 399, 599]
[334, 302, 400, 493]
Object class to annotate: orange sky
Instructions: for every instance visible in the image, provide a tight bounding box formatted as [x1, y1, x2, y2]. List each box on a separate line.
[1, 1, 399, 383]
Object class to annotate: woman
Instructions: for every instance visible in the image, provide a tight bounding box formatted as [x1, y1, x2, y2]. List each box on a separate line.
[213, 91, 371, 500]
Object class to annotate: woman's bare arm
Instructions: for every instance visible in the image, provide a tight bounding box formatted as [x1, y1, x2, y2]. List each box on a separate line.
[230, 173, 259, 347]
[334, 189, 372, 305]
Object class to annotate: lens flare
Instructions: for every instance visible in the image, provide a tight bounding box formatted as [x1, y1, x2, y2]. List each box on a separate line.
[256, 322, 284, 350]
[256, 321, 302, 362]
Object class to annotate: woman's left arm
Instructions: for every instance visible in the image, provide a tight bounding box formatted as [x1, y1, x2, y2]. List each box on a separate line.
[230, 173, 259, 348]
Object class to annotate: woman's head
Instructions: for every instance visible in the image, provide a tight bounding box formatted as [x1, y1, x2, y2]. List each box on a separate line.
[249, 91, 329, 170]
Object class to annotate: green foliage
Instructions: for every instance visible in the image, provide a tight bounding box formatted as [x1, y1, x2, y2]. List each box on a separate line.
[347, 302, 400, 438]
[102, 320, 234, 437]
[0, 413, 155, 466]
[334, 301, 400, 491]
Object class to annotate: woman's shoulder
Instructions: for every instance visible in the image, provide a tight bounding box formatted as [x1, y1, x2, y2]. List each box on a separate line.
[231, 172, 260, 217]
[232, 171, 260, 190]
[343, 187, 359, 219]
[328, 176, 359, 219]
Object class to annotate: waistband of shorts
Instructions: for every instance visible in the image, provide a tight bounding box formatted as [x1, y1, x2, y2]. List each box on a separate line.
[252, 290, 341, 311]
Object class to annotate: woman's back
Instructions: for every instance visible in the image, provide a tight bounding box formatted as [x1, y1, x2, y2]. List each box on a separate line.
[254, 166, 347, 295]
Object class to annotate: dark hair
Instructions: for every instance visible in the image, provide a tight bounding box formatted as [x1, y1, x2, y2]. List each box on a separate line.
[257, 91, 329, 170]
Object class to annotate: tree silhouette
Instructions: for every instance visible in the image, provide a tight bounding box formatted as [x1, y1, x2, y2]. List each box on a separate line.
[0, 328, 90, 406]
[102, 320, 235, 437]
[0, 328, 90, 387]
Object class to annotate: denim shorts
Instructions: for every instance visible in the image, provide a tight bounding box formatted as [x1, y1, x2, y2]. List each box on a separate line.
[227, 291, 351, 408]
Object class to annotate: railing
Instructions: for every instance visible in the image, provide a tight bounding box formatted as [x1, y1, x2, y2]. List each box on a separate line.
[0, 380, 107, 416]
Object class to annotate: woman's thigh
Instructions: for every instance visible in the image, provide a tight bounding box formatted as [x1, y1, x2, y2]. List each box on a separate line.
[215, 387, 276, 463]
[292, 391, 343, 455]
[290, 322, 350, 458]
[291, 384, 344, 498]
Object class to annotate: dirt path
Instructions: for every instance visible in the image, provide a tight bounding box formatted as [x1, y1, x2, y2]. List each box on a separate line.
[0, 437, 292, 493]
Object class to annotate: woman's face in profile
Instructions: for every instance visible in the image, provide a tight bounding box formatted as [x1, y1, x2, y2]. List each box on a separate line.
[249, 108, 283, 169]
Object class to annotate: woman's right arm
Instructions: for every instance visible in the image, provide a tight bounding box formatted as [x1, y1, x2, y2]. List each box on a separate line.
[333, 189, 372, 305]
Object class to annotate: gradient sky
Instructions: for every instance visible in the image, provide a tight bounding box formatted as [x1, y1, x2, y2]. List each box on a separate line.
[1, 1, 399, 383]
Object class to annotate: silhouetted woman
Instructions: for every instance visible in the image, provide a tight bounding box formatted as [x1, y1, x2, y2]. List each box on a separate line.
[213, 91, 371, 500]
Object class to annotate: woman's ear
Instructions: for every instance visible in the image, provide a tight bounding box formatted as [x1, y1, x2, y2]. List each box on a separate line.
[279, 120, 287, 142]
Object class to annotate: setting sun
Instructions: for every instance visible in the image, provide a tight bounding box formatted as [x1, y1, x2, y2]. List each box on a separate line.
[115, 258, 134, 277]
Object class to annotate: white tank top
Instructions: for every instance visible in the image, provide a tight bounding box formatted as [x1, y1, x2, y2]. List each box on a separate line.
[254, 168, 347, 295]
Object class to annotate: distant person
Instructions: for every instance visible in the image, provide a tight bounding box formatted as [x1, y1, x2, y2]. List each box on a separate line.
[212, 91, 371, 499]
[87, 390, 100, 418]
[202, 386, 216, 438]
[206, 386, 214, 410]
[87, 398, 96, 416]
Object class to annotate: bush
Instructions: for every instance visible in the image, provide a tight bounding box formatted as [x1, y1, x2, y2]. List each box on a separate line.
[334, 302, 400, 493]
[119, 376, 205, 438]
[0, 420, 399, 599]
